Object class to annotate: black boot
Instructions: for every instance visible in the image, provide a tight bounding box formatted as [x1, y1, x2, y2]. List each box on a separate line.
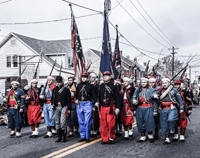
[61, 130, 66, 142]
[55, 129, 61, 143]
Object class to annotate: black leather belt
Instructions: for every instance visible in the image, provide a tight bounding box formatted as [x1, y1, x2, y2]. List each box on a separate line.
[101, 104, 110, 107]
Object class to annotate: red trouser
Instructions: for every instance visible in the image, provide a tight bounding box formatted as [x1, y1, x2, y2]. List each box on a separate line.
[121, 104, 134, 126]
[176, 111, 187, 128]
[100, 105, 116, 142]
[27, 105, 41, 125]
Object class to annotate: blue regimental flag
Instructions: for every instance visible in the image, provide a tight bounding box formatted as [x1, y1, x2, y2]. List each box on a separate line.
[100, 11, 113, 76]
[112, 27, 121, 79]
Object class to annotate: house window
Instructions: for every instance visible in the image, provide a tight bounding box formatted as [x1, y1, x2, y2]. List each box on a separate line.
[68, 57, 70, 66]
[7, 56, 11, 67]
[11, 39, 16, 46]
[13, 55, 18, 67]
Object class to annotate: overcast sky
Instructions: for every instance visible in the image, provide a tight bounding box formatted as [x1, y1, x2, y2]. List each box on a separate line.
[0, 0, 200, 81]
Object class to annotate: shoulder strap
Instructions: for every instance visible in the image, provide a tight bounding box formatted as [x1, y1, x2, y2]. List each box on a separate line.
[78, 83, 89, 95]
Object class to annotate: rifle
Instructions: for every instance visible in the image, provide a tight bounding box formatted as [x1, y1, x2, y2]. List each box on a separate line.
[16, 65, 28, 81]
[59, 61, 63, 76]
[33, 61, 40, 79]
[170, 54, 196, 82]
[29, 61, 40, 98]
[97, 72, 101, 118]
[42, 59, 57, 97]
[153, 49, 163, 77]
[179, 67, 187, 82]
[144, 60, 150, 77]
[123, 86, 134, 111]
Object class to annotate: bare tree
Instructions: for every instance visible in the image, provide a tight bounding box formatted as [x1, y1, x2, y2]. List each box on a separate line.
[154, 55, 184, 78]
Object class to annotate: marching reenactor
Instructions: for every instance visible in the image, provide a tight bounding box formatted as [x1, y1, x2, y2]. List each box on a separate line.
[174, 80, 192, 142]
[99, 71, 121, 144]
[149, 76, 161, 140]
[114, 79, 123, 136]
[132, 77, 157, 143]
[3, 81, 25, 138]
[121, 77, 135, 140]
[155, 77, 184, 144]
[74, 72, 97, 143]
[40, 76, 56, 138]
[89, 72, 99, 137]
[51, 76, 71, 143]
[26, 79, 42, 138]
[23, 85, 30, 126]
[67, 76, 79, 137]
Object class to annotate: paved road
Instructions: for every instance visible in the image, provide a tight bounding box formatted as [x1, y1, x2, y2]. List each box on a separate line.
[1, 105, 200, 158]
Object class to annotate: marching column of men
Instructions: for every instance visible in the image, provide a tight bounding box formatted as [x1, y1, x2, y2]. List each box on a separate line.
[4, 72, 193, 145]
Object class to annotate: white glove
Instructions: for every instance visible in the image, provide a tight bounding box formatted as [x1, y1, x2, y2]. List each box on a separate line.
[153, 112, 157, 116]
[115, 108, 120, 115]
[75, 100, 79, 104]
[180, 110, 184, 113]
[3, 98, 7, 102]
[132, 99, 138, 105]
[95, 102, 99, 107]
[154, 94, 159, 99]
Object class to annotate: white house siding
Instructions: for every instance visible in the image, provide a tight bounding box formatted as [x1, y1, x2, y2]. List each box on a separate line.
[84, 49, 100, 73]
[0, 79, 5, 95]
[0, 35, 74, 93]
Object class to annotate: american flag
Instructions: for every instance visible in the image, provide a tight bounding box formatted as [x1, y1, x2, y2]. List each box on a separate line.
[70, 6, 85, 82]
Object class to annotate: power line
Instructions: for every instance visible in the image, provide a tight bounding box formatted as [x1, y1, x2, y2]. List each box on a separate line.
[109, 21, 157, 60]
[60, 0, 169, 60]
[0, 13, 101, 25]
[116, 0, 169, 49]
[136, 0, 178, 48]
[110, 37, 164, 55]
[111, 0, 124, 11]
[129, 0, 173, 47]
[0, 0, 12, 5]
[62, 0, 102, 13]
[81, 36, 102, 40]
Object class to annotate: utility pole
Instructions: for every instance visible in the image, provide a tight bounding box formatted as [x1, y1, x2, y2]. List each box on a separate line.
[193, 71, 199, 88]
[168, 47, 178, 79]
[104, 0, 111, 12]
[19, 56, 21, 88]
[189, 66, 191, 88]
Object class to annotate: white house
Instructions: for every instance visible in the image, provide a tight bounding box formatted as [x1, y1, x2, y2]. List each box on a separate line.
[84, 48, 145, 80]
[0, 32, 75, 94]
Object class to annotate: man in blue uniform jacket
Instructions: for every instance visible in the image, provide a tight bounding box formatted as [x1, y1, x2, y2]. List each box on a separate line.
[3, 81, 25, 138]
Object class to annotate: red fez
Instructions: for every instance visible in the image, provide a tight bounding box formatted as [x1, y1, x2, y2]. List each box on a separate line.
[174, 80, 181, 84]
[68, 76, 75, 80]
[103, 71, 111, 76]
[81, 72, 88, 77]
